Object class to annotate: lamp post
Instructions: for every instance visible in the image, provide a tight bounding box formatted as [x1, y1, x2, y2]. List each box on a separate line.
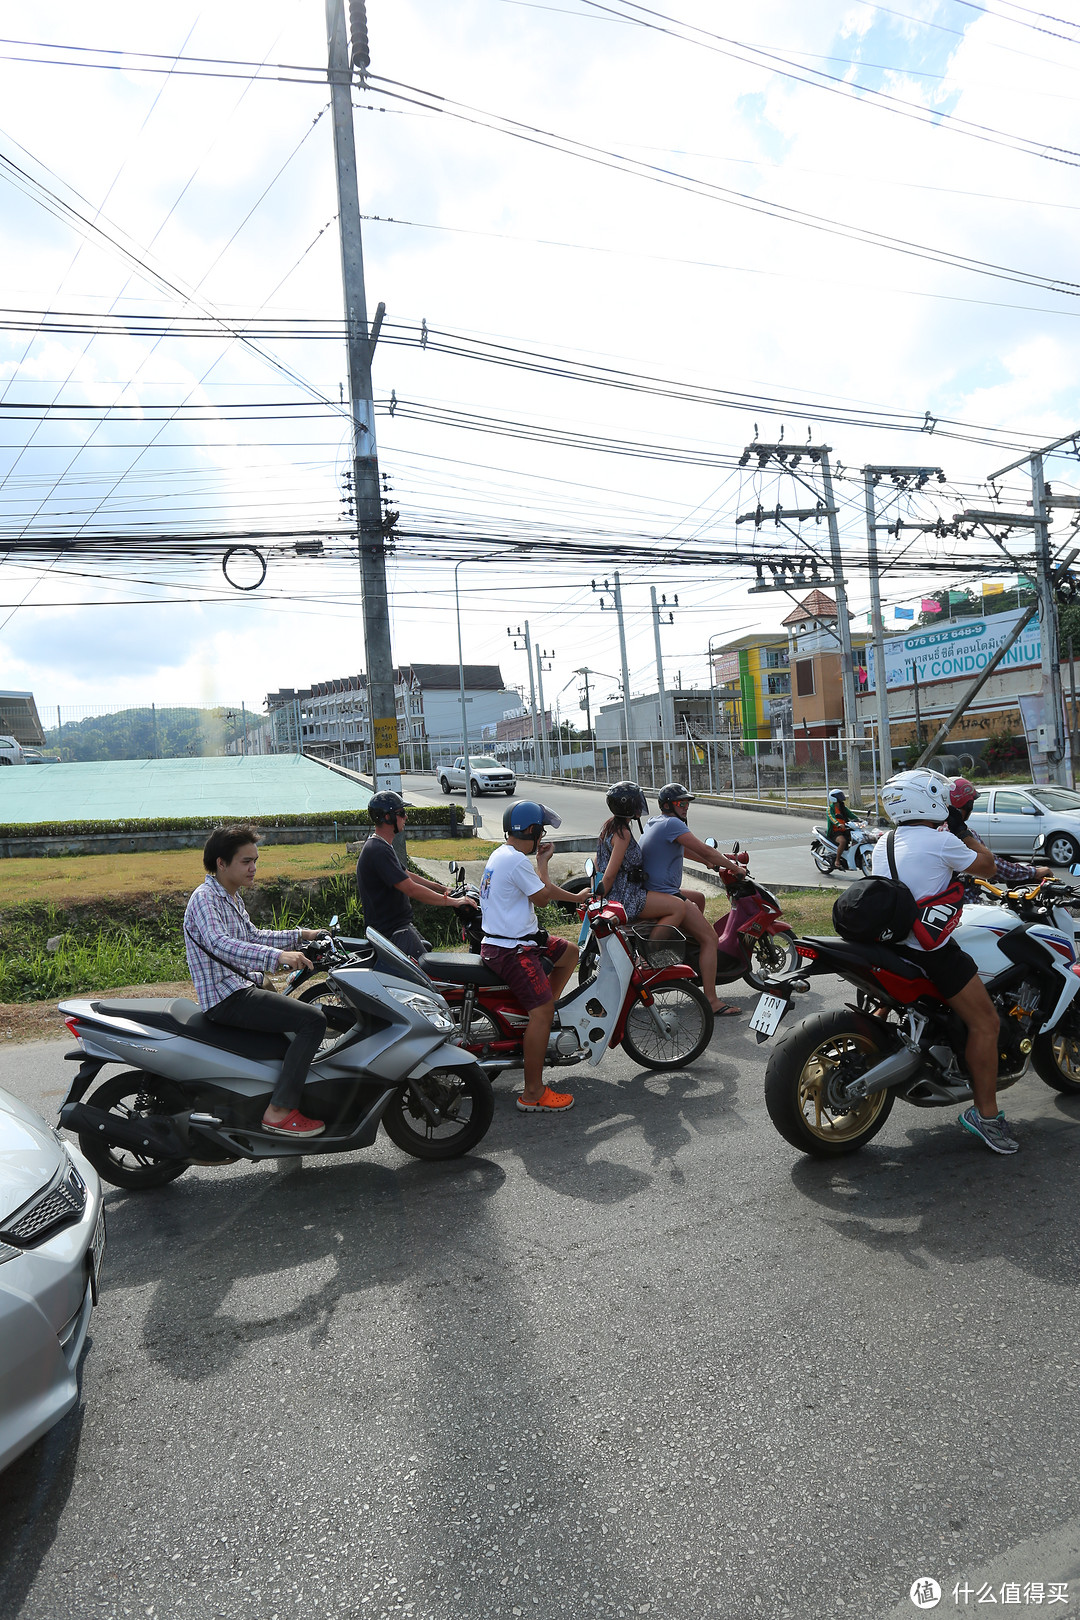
[454, 560, 474, 824]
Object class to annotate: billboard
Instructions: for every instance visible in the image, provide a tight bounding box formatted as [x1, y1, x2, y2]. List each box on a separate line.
[865, 607, 1041, 692]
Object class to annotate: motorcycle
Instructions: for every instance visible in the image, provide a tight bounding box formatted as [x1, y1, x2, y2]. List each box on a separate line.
[56, 929, 495, 1190]
[748, 876, 1080, 1158]
[328, 859, 715, 1077]
[809, 821, 881, 876]
[452, 843, 798, 994]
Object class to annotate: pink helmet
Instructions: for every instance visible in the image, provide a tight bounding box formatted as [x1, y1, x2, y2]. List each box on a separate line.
[949, 776, 977, 809]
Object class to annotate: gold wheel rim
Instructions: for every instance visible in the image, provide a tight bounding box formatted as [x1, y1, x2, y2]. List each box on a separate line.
[797, 1031, 890, 1143]
[1051, 1035, 1080, 1083]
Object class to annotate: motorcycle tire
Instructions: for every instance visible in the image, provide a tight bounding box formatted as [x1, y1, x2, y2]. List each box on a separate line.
[1031, 1030, 1080, 1094]
[297, 980, 356, 1052]
[620, 983, 714, 1071]
[812, 851, 834, 875]
[764, 1009, 896, 1158]
[577, 936, 599, 988]
[381, 1068, 495, 1160]
[77, 1070, 190, 1191]
[743, 931, 799, 991]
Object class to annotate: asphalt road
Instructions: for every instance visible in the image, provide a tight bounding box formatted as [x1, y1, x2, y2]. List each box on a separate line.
[3, 982, 1080, 1619]
[403, 774, 848, 890]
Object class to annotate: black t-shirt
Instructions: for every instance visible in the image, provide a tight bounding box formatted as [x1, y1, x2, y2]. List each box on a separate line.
[356, 836, 413, 935]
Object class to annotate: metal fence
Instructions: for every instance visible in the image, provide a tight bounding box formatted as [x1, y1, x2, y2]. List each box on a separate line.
[494, 731, 973, 810]
[31, 703, 250, 763]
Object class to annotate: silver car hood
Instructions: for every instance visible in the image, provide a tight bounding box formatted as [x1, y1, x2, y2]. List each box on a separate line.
[0, 1084, 64, 1224]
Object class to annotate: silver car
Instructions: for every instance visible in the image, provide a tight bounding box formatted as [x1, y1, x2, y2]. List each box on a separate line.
[966, 785, 1080, 866]
[0, 1084, 104, 1471]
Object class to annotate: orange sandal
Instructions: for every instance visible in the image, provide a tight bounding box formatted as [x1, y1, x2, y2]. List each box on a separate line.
[516, 1086, 575, 1113]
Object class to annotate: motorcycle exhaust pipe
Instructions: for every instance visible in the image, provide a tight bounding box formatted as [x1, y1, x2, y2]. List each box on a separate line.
[853, 1047, 924, 1098]
[58, 1101, 184, 1157]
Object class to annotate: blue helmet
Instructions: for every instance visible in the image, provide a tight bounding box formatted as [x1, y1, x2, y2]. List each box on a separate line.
[503, 800, 547, 844]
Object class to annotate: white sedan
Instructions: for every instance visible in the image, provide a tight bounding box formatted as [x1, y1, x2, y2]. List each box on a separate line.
[966, 785, 1080, 867]
[0, 1084, 104, 1471]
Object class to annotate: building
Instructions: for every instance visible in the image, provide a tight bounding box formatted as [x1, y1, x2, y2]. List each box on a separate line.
[262, 665, 517, 771]
[0, 690, 45, 747]
[710, 633, 790, 741]
[593, 688, 715, 744]
[782, 590, 869, 743]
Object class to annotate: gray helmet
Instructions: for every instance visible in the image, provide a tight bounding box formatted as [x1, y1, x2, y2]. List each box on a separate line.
[368, 790, 408, 826]
[658, 781, 694, 813]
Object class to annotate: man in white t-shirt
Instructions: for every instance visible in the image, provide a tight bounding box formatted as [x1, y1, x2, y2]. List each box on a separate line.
[874, 769, 1014, 1155]
[480, 801, 584, 1114]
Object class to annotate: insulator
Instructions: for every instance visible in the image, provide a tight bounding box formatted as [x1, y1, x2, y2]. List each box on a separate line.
[349, 0, 371, 82]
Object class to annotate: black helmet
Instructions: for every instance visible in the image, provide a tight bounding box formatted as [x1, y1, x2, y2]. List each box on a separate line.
[368, 790, 408, 826]
[503, 799, 546, 848]
[605, 780, 648, 819]
[658, 781, 695, 812]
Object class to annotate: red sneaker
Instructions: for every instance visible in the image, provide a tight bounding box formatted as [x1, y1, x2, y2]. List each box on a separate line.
[261, 1109, 325, 1138]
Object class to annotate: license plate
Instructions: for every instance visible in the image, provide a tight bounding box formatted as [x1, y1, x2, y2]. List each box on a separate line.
[89, 1207, 106, 1305]
[749, 991, 789, 1041]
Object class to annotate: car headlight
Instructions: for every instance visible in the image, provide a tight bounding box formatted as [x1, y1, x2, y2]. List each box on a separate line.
[386, 987, 455, 1032]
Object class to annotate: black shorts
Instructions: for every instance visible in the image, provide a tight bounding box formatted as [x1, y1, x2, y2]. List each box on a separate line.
[899, 939, 978, 1000]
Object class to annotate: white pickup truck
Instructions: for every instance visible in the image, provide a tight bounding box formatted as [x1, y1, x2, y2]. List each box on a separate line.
[437, 755, 517, 797]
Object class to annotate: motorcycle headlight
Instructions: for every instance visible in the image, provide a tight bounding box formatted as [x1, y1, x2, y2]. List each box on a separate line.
[386, 987, 455, 1032]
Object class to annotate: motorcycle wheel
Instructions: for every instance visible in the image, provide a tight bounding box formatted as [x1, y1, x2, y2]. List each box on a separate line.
[297, 980, 355, 1052]
[578, 937, 599, 988]
[812, 851, 834, 875]
[743, 931, 799, 991]
[855, 846, 872, 876]
[1031, 1030, 1080, 1094]
[77, 1070, 190, 1190]
[620, 984, 714, 1071]
[382, 1068, 495, 1160]
[764, 1010, 895, 1158]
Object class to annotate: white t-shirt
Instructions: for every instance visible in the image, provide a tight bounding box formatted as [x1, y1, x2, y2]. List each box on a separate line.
[479, 843, 545, 947]
[871, 824, 977, 951]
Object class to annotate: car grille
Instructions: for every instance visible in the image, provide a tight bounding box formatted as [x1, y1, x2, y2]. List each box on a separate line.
[1, 1160, 87, 1247]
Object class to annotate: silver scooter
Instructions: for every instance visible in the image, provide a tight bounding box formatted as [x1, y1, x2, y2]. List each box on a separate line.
[57, 930, 494, 1191]
[809, 821, 881, 876]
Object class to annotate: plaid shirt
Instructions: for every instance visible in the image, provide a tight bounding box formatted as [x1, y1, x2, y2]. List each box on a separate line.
[183, 875, 300, 1009]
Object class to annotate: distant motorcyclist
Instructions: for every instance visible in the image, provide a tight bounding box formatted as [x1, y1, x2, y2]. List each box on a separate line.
[946, 776, 1052, 892]
[825, 788, 860, 870]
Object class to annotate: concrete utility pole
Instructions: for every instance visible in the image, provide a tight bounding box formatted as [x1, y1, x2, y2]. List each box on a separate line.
[650, 586, 676, 778]
[863, 465, 946, 788]
[818, 449, 862, 807]
[325, 0, 400, 793]
[535, 648, 554, 778]
[594, 574, 635, 778]
[509, 622, 541, 775]
[574, 667, 594, 738]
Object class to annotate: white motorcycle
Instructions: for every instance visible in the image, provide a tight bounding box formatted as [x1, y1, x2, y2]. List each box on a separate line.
[750, 876, 1080, 1156]
[809, 821, 882, 876]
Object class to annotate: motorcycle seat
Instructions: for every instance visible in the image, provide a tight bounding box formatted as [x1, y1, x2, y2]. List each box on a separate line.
[802, 937, 931, 981]
[419, 952, 507, 988]
[90, 998, 290, 1060]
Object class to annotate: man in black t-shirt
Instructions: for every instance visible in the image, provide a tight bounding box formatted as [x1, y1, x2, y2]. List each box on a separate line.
[356, 791, 473, 959]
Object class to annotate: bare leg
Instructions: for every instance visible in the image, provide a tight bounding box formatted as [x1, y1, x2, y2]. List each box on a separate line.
[521, 1000, 556, 1104]
[680, 888, 706, 914]
[947, 974, 1000, 1117]
[639, 891, 687, 929]
[549, 942, 578, 999]
[678, 900, 723, 1010]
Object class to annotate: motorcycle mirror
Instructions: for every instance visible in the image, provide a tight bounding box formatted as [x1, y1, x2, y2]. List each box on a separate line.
[329, 914, 339, 930]
[704, 837, 718, 849]
[732, 841, 740, 855]
[1071, 864, 1080, 877]
[584, 858, 595, 878]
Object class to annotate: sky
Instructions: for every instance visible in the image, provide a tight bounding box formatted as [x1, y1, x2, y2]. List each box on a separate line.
[3, 0, 1080, 725]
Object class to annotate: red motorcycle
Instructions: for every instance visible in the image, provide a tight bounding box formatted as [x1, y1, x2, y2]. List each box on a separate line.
[422, 868, 716, 1077]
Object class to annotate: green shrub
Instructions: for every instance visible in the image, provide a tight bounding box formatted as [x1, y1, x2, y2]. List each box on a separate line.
[0, 805, 462, 839]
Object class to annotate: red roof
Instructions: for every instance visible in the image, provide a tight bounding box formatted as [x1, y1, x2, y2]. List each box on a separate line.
[782, 589, 838, 626]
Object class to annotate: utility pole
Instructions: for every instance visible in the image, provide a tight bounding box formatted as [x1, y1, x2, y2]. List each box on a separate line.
[325, 0, 400, 793]
[818, 449, 862, 807]
[650, 587, 677, 778]
[535, 648, 554, 778]
[574, 667, 594, 738]
[509, 622, 541, 776]
[593, 573, 635, 778]
[863, 465, 947, 789]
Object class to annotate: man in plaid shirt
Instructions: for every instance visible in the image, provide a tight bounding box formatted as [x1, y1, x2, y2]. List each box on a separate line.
[184, 826, 328, 1138]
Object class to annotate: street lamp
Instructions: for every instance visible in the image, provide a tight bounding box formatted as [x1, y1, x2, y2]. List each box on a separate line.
[454, 560, 475, 824]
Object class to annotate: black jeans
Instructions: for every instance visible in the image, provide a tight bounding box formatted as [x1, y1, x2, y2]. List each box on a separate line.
[205, 987, 327, 1112]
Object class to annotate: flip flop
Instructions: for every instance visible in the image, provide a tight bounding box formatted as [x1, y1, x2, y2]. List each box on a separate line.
[710, 1002, 742, 1017]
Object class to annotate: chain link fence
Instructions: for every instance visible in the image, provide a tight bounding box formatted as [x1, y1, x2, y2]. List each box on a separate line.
[26, 704, 251, 763]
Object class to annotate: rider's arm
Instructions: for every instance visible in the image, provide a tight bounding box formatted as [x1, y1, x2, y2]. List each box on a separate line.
[410, 872, 451, 897]
[676, 829, 741, 873]
[535, 845, 591, 906]
[955, 831, 996, 880]
[393, 875, 463, 908]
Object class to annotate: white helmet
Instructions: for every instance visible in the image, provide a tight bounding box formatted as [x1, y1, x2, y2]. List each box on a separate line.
[880, 769, 951, 825]
[827, 788, 846, 804]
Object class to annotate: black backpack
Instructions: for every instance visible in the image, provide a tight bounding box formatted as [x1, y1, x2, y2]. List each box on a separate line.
[831, 830, 918, 946]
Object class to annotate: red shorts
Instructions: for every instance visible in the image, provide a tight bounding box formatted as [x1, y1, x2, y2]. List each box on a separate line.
[480, 937, 570, 1011]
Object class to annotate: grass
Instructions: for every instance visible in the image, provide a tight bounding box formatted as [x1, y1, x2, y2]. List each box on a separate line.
[0, 929, 189, 1003]
[409, 839, 497, 862]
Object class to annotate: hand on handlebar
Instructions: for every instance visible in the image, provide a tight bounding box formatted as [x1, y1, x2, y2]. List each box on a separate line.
[278, 950, 312, 972]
